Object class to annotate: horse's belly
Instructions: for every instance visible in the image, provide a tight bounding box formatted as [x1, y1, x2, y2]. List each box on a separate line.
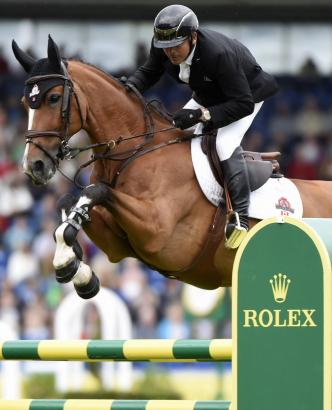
[164, 248, 233, 289]
[173, 268, 229, 290]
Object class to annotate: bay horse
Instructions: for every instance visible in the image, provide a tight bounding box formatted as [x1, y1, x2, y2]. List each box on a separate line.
[12, 36, 332, 298]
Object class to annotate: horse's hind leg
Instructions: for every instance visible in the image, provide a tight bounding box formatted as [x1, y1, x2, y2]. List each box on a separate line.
[53, 183, 110, 299]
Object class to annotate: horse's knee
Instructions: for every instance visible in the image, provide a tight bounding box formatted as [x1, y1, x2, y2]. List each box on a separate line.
[56, 193, 77, 216]
[82, 183, 111, 208]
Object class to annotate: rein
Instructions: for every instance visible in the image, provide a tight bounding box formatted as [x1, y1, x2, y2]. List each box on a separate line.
[24, 67, 206, 189]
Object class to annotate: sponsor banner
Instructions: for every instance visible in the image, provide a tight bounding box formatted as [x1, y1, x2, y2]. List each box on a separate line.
[232, 217, 331, 410]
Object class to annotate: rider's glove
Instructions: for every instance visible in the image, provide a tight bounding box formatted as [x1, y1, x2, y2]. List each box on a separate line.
[172, 108, 202, 130]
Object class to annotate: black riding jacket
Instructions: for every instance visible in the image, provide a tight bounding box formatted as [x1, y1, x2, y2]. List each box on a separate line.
[128, 28, 278, 128]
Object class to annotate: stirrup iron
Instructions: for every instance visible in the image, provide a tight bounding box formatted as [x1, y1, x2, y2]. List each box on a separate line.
[225, 211, 248, 250]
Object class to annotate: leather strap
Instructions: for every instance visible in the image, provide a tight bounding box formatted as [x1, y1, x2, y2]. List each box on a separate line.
[151, 204, 226, 280]
[202, 131, 233, 212]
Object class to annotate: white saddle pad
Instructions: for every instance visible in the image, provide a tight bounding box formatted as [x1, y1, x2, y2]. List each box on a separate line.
[191, 137, 303, 220]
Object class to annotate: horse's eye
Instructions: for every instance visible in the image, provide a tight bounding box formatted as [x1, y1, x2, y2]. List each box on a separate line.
[48, 94, 61, 105]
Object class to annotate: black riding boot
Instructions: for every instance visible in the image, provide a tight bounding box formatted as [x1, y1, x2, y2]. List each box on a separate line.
[220, 146, 250, 249]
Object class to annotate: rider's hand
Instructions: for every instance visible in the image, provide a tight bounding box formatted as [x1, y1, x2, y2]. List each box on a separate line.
[172, 108, 202, 130]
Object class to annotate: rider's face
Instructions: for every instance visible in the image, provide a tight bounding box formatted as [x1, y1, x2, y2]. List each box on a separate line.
[163, 34, 197, 65]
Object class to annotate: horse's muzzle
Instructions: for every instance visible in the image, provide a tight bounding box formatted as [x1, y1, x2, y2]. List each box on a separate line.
[26, 159, 56, 185]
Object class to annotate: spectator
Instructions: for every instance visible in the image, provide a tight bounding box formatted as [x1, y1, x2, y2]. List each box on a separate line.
[0, 239, 9, 289]
[158, 301, 190, 339]
[90, 252, 121, 290]
[4, 215, 34, 251]
[298, 57, 319, 79]
[243, 131, 265, 152]
[134, 303, 159, 338]
[81, 303, 101, 339]
[269, 100, 295, 137]
[134, 42, 149, 68]
[285, 137, 321, 179]
[7, 241, 39, 287]
[0, 46, 9, 75]
[118, 258, 147, 305]
[0, 283, 20, 333]
[294, 96, 325, 136]
[318, 155, 332, 180]
[32, 219, 57, 275]
[0, 106, 16, 144]
[22, 297, 50, 339]
[322, 104, 332, 134]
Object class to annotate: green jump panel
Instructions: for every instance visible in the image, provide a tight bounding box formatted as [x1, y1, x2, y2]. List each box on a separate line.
[232, 216, 332, 410]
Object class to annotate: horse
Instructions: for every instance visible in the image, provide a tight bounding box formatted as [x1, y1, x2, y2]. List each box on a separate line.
[12, 36, 332, 298]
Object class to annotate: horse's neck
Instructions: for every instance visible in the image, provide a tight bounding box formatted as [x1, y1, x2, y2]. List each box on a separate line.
[88, 87, 142, 142]
[73, 63, 160, 145]
[71, 62, 172, 182]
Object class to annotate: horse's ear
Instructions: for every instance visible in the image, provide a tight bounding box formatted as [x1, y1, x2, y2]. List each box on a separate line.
[47, 35, 62, 72]
[12, 40, 36, 73]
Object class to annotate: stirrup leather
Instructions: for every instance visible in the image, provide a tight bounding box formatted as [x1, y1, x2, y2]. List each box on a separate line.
[225, 211, 248, 250]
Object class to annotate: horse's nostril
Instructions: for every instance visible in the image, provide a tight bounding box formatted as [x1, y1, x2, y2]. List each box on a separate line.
[33, 160, 45, 172]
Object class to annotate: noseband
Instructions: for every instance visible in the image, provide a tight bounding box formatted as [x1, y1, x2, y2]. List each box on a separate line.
[24, 63, 84, 165]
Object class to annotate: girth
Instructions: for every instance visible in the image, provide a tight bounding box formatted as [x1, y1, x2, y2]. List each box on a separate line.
[147, 205, 226, 282]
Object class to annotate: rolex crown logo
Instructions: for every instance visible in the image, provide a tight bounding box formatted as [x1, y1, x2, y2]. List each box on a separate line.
[270, 273, 291, 303]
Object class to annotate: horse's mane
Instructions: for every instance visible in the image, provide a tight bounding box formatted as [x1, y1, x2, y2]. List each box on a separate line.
[67, 58, 172, 123]
[67, 58, 114, 84]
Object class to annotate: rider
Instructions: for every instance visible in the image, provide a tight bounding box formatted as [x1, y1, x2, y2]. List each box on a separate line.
[126, 4, 278, 248]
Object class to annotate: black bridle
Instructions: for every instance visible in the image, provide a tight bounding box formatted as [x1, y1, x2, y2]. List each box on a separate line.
[25, 62, 84, 166]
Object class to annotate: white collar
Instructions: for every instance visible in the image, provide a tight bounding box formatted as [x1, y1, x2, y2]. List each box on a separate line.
[182, 44, 196, 66]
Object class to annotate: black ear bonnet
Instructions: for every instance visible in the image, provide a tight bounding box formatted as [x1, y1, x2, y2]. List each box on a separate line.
[24, 59, 68, 109]
[12, 35, 68, 109]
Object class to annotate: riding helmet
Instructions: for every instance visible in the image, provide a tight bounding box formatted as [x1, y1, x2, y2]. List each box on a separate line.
[153, 4, 199, 49]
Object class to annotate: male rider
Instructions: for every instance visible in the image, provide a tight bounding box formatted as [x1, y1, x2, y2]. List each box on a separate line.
[126, 4, 278, 248]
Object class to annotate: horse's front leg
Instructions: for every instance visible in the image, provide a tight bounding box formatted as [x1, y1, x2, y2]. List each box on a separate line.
[53, 183, 110, 299]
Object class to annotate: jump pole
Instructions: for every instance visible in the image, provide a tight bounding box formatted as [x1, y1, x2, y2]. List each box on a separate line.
[0, 339, 232, 362]
[0, 399, 231, 410]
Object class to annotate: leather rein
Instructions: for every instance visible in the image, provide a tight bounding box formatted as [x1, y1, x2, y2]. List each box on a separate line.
[24, 66, 201, 190]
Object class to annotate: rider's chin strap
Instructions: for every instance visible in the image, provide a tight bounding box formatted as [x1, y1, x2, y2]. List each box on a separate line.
[186, 34, 196, 58]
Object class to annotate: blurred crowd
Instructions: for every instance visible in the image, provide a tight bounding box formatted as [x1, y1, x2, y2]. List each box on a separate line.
[0, 44, 331, 344]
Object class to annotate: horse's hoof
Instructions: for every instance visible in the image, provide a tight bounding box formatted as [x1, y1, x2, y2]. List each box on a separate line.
[74, 271, 100, 299]
[55, 257, 80, 283]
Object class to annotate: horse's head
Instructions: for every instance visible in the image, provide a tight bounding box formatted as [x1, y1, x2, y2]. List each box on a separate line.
[12, 35, 86, 185]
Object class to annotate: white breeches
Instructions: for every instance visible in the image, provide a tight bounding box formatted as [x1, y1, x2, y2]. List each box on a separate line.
[183, 99, 264, 160]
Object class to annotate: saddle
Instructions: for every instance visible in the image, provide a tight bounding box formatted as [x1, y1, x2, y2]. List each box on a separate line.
[201, 133, 282, 192]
